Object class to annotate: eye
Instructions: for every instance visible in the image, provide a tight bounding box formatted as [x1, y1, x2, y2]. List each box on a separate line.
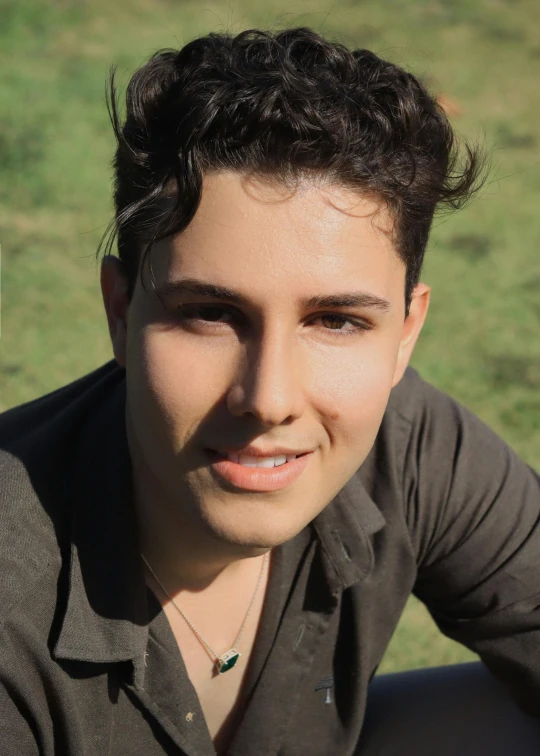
[174, 304, 242, 326]
[311, 313, 373, 335]
[318, 314, 351, 330]
[187, 305, 231, 322]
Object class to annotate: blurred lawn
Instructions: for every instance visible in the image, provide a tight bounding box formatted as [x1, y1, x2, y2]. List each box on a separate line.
[1, 0, 539, 673]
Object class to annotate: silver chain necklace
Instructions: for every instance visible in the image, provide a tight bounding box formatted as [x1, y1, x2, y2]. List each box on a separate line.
[141, 551, 269, 674]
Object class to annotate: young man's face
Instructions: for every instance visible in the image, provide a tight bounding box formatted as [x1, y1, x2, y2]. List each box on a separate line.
[102, 172, 430, 550]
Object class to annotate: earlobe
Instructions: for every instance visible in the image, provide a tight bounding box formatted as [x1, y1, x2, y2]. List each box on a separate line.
[100, 255, 130, 369]
[391, 283, 431, 387]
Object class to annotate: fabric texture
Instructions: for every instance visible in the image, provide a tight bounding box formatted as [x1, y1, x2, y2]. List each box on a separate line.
[1, 360, 540, 755]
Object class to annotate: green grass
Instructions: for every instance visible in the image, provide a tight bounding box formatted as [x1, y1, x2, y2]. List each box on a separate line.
[1, 0, 539, 673]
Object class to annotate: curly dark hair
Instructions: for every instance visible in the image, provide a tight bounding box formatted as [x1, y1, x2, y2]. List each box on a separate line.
[98, 27, 486, 315]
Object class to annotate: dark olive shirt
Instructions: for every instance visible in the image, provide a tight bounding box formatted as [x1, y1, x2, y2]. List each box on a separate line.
[1, 360, 540, 755]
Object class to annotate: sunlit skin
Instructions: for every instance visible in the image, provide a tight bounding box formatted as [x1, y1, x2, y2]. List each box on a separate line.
[101, 171, 430, 592]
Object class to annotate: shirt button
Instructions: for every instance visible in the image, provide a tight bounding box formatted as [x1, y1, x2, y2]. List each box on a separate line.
[185, 712, 194, 723]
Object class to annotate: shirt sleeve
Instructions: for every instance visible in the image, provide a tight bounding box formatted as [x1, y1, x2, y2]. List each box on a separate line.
[0, 647, 42, 755]
[402, 374, 540, 717]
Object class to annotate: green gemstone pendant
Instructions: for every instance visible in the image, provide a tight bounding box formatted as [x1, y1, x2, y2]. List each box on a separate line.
[216, 649, 241, 674]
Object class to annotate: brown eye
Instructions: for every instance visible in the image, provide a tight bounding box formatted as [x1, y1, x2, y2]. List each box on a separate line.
[310, 313, 373, 336]
[196, 306, 232, 322]
[176, 304, 236, 323]
[320, 315, 348, 330]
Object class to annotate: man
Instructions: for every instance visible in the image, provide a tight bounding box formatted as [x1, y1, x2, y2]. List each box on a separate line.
[1, 27, 540, 756]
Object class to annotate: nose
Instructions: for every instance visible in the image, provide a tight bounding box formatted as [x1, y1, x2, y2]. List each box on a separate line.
[226, 329, 305, 426]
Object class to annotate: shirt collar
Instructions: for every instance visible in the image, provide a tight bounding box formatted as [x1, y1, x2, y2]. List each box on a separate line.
[54, 363, 386, 664]
[54, 369, 149, 664]
[312, 466, 386, 595]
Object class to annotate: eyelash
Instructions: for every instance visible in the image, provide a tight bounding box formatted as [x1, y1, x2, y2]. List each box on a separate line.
[173, 304, 373, 337]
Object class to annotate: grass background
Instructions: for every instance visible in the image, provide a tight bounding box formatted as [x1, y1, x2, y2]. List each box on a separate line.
[1, 0, 539, 673]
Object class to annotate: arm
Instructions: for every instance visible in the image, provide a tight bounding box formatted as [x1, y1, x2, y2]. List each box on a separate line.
[402, 376, 540, 716]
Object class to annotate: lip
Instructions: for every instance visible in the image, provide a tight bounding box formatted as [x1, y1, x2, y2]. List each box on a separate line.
[211, 445, 310, 458]
[206, 449, 313, 492]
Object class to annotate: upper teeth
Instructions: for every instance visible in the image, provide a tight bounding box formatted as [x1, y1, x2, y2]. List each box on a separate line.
[227, 453, 297, 467]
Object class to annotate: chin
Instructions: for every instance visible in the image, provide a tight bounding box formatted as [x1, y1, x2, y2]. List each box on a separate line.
[199, 504, 310, 552]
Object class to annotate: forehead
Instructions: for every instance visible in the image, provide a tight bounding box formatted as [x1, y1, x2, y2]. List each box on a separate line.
[188, 170, 394, 245]
[151, 171, 405, 300]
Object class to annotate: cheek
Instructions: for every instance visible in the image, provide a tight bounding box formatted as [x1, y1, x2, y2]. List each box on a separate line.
[127, 328, 234, 445]
[308, 339, 397, 450]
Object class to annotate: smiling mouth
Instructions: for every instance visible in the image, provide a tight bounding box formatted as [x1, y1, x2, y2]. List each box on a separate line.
[214, 452, 306, 468]
[208, 450, 308, 468]
[206, 449, 312, 492]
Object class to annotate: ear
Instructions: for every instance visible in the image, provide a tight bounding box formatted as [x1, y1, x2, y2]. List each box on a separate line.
[100, 255, 130, 368]
[391, 282, 431, 387]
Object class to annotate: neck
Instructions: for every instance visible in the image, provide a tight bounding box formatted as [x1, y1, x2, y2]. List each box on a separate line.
[139, 516, 263, 592]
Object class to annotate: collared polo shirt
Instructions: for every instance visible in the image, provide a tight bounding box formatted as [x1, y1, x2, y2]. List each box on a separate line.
[1, 360, 540, 755]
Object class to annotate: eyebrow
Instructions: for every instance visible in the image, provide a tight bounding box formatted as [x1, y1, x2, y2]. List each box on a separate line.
[156, 278, 392, 313]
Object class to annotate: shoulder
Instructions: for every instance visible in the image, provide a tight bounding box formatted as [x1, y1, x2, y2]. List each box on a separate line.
[0, 360, 126, 622]
[373, 366, 540, 564]
[381, 365, 477, 472]
[361, 365, 507, 522]
[0, 360, 125, 450]
[386, 365, 460, 428]
[384, 365, 515, 471]
[363, 366, 462, 485]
